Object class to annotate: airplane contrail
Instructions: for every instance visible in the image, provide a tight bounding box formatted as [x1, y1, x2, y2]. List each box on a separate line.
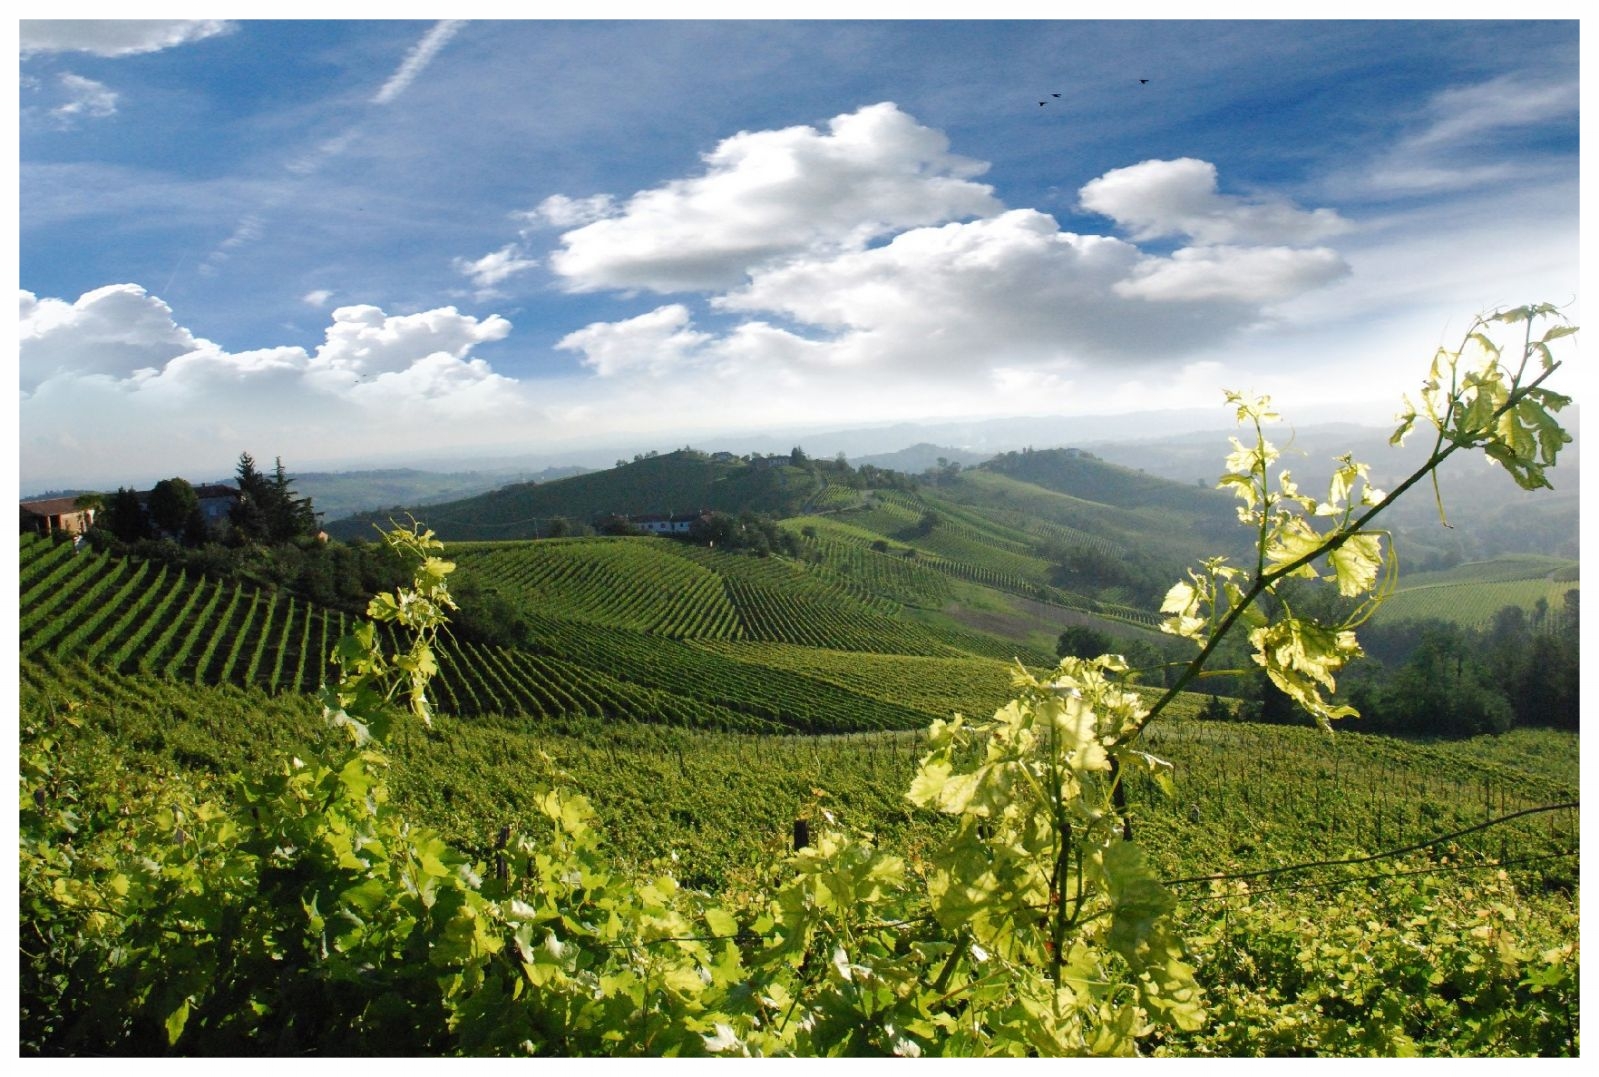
[373, 20, 467, 105]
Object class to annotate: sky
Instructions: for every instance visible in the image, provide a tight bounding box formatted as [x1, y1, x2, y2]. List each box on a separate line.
[13, 8, 1584, 491]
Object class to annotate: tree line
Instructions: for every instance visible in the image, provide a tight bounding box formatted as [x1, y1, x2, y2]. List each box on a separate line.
[1067, 590, 1581, 738]
[87, 453, 318, 547]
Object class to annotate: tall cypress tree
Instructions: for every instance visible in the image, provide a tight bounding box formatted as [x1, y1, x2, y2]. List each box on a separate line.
[230, 452, 271, 543]
[103, 487, 152, 543]
[268, 456, 318, 540]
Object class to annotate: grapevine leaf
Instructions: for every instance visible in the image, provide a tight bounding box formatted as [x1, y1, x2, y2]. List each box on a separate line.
[907, 758, 952, 809]
[164, 997, 190, 1046]
[704, 906, 737, 938]
[1327, 531, 1384, 597]
[1114, 749, 1175, 798]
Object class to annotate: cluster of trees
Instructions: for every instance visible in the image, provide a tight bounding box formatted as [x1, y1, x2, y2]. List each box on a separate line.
[81, 453, 408, 616]
[759, 446, 923, 494]
[88, 453, 319, 549]
[919, 457, 965, 486]
[1041, 539, 1173, 606]
[1343, 593, 1580, 735]
[1061, 588, 1580, 738]
[686, 510, 800, 557]
[1181, 593, 1580, 737]
[229, 453, 319, 544]
[93, 480, 212, 546]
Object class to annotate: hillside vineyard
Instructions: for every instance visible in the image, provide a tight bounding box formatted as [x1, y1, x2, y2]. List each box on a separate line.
[19, 306, 1580, 1056]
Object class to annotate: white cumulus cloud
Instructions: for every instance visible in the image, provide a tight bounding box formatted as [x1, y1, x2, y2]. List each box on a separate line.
[307, 303, 512, 382]
[20, 286, 529, 486]
[546, 102, 1003, 293]
[553, 146, 1359, 397]
[556, 305, 713, 378]
[21, 284, 203, 392]
[1078, 157, 1349, 245]
[20, 20, 233, 57]
[537, 109, 1354, 397]
[1115, 245, 1350, 303]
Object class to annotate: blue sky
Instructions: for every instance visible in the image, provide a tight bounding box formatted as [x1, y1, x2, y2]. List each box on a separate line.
[15, 11, 1582, 490]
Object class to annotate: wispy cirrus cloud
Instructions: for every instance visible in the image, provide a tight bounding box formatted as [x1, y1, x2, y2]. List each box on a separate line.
[454, 244, 540, 299]
[527, 194, 617, 230]
[200, 21, 469, 276]
[32, 73, 119, 127]
[1350, 74, 1578, 196]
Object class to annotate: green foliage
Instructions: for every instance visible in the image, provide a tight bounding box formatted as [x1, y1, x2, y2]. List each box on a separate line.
[1348, 598, 1580, 735]
[1392, 305, 1574, 501]
[146, 477, 202, 541]
[19, 306, 1577, 1056]
[101, 486, 153, 543]
[231, 452, 320, 544]
[1158, 305, 1574, 732]
[19, 653, 1578, 1055]
[1168, 867, 1578, 1057]
[1057, 624, 1114, 659]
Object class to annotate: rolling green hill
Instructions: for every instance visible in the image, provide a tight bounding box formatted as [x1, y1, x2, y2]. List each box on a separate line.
[1375, 555, 1579, 630]
[325, 449, 823, 541]
[317, 441, 1242, 661]
[20, 499, 1580, 1056]
[19, 530, 1067, 737]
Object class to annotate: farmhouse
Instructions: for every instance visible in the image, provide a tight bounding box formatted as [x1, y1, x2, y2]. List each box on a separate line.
[169, 483, 241, 526]
[21, 483, 242, 541]
[19, 497, 94, 537]
[628, 510, 709, 535]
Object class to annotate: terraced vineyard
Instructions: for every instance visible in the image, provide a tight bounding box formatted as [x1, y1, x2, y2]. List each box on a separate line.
[19, 534, 349, 694]
[666, 541, 903, 616]
[689, 640, 1022, 720]
[506, 611, 942, 732]
[451, 538, 743, 639]
[24, 647, 1576, 896]
[426, 636, 774, 732]
[19, 532, 1054, 735]
[1376, 555, 1579, 629]
[786, 482, 1169, 633]
[945, 468, 1244, 566]
[796, 533, 954, 607]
